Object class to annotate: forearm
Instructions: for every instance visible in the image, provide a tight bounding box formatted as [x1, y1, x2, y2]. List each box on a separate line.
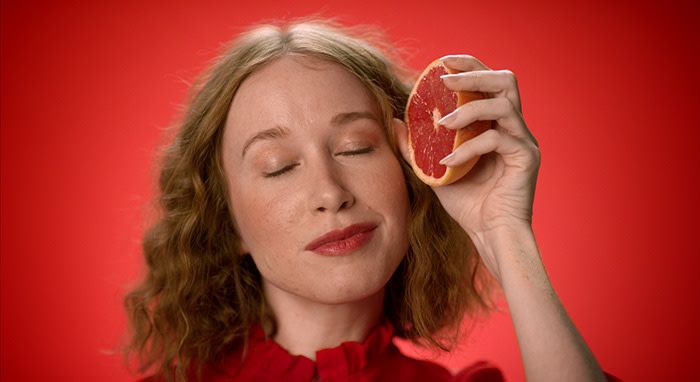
[472, 226, 606, 382]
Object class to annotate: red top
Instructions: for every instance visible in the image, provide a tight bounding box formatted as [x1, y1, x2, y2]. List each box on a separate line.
[139, 319, 621, 381]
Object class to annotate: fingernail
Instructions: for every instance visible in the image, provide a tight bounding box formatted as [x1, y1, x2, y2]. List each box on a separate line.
[439, 152, 455, 165]
[438, 112, 456, 126]
[440, 74, 459, 80]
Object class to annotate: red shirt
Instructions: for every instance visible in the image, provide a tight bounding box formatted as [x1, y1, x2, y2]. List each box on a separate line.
[139, 319, 620, 381]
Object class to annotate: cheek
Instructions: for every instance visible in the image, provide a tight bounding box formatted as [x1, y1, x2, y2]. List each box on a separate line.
[229, 181, 304, 254]
[353, 153, 411, 264]
[365, 154, 410, 220]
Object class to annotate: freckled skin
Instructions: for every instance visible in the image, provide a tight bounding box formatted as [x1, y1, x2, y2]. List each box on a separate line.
[221, 56, 410, 304]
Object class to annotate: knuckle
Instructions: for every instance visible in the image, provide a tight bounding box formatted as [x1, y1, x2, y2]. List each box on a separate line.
[496, 97, 514, 113]
[482, 128, 501, 144]
[530, 149, 542, 167]
[471, 71, 481, 87]
[524, 142, 541, 163]
[501, 69, 517, 81]
[500, 69, 518, 88]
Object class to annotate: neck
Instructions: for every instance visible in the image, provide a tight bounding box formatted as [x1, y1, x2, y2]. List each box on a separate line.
[263, 282, 385, 361]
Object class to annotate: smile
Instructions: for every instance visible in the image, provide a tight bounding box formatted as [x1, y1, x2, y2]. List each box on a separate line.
[305, 223, 377, 256]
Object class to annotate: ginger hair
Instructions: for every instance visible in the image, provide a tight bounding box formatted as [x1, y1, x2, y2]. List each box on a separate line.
[123, 17, 494, 382]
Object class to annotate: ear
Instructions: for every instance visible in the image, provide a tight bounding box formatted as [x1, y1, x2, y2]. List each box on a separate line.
[391, 117, 411, 164]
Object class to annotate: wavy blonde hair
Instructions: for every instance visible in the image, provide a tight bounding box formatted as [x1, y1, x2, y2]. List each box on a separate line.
[123, 17, 494, 382]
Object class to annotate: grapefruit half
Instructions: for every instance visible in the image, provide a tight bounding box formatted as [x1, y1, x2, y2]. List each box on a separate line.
[405, 59, 491, 186]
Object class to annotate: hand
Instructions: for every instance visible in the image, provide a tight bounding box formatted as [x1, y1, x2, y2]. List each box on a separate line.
[396, 54, 540, 280]
[395, 58, 608, 381]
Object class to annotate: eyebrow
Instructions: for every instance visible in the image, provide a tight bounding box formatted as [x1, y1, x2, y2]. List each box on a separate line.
[240, 111, 379, 158]
[241, 125, 290, 158]
[330, 111, 378, 127]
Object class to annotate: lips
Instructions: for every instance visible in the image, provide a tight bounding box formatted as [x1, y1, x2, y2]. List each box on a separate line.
[305, 223, 377, 253]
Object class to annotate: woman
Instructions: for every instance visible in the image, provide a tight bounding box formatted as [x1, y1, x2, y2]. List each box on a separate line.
[124, 18, 617, 382]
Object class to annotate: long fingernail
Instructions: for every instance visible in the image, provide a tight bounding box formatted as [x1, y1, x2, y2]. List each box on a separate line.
[440, 74, 459, 80]
[439, 152, 455, 165]
[438, 112, 456, 126]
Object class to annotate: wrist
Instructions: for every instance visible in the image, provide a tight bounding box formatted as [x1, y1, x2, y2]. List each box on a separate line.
[468, 224, 540, 285]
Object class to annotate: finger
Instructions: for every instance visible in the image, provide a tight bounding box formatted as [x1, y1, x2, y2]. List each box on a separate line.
[441, 70, 522, 113]
[440, 54, 491, 72]
[441, 70, 516, 93]
[438, 128, 539, 169]
[439, 97, 537, 145]
[437, 97, 514, 130]
[438, 97, 532, 141]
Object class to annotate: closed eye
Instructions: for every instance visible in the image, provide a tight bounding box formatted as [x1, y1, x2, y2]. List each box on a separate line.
[338, 147, 374, 156]
[263, 163, 299, 178]
[263, 147, 374, 178]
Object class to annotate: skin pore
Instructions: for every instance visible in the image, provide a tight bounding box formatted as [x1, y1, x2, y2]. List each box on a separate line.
[221, 55, 410, 360]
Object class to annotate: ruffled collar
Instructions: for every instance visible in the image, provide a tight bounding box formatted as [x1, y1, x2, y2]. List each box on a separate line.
[215, 318, 397, 380]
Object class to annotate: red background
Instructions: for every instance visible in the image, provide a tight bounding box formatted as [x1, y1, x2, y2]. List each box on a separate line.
[2, 1, 699, 381]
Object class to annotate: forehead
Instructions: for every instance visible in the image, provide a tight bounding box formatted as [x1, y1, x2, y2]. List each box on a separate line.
[225, 55, 379, 139]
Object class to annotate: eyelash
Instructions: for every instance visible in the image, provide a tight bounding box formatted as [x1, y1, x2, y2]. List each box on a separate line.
[263, 147, 375, 178]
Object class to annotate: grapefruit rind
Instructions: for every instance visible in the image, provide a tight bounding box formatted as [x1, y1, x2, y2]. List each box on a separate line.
[405, 60, 491, 187]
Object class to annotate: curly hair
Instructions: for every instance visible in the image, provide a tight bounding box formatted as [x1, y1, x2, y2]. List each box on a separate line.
[123, 17, 494, 382]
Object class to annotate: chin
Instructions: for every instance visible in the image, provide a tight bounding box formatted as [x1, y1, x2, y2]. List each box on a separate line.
[300, 275, 388, 305]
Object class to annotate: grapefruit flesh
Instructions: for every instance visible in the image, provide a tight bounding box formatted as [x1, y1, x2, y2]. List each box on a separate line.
[405, 60, 491, 186]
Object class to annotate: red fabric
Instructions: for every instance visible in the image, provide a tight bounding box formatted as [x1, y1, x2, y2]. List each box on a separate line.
[138, 319, 621, 381]
[139, 319, 502, 382]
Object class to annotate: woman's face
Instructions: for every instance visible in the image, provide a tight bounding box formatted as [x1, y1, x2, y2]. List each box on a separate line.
[221, 55, 410, 304]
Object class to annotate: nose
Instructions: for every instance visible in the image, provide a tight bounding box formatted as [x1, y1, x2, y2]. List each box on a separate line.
[309, 158, 355, 213]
